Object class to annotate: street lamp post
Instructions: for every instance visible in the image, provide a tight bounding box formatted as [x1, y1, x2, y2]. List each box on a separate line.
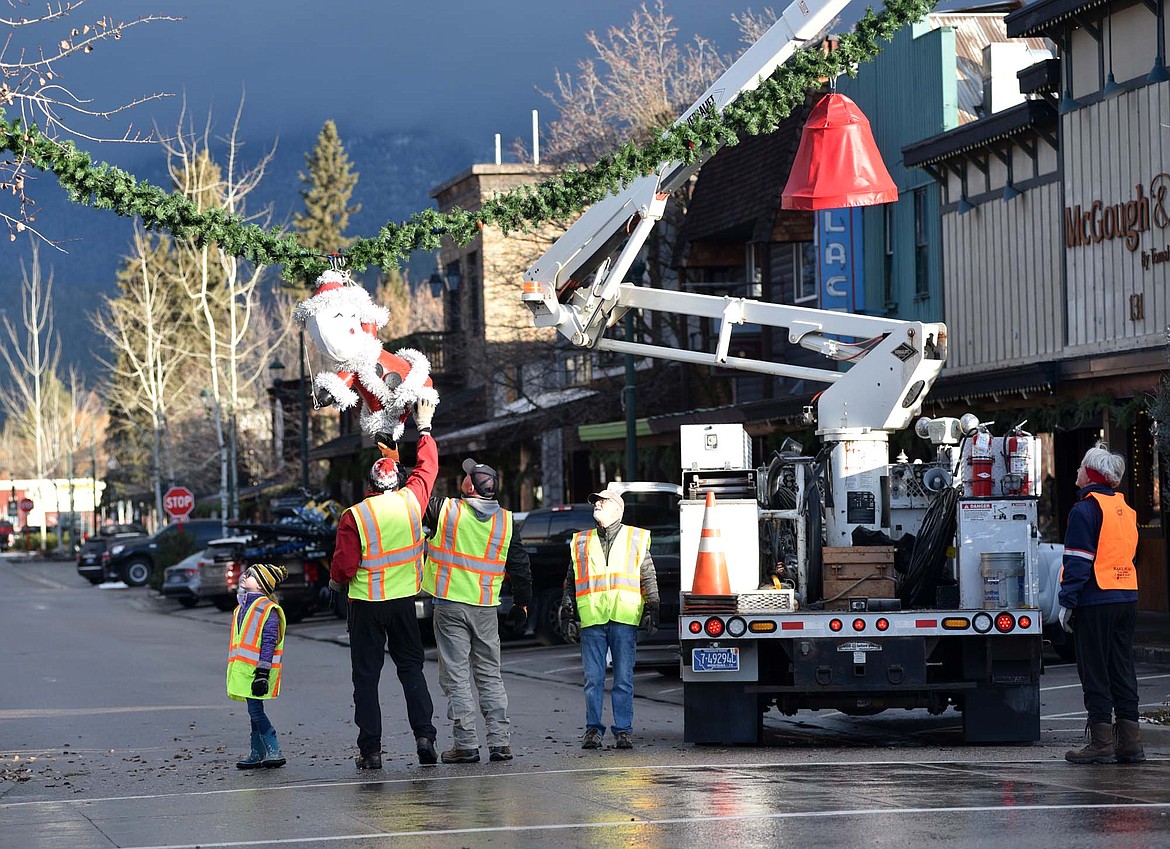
[269, 358, 286, 470]
[299, 330, 310, 491]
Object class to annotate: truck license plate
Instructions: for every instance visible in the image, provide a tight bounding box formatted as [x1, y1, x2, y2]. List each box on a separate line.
[692, 647, 740, 672]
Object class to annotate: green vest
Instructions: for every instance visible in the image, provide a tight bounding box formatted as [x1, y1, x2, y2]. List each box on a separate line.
[570, 525, 650, 628]
[348, 489, 424, 601]
[226, 597, 286, 702]
[423, 499, 513, 606]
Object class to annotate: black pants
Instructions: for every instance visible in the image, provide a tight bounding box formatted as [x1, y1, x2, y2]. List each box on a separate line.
[349, 597, 436, 755]
[1073, 601, 1140, 724]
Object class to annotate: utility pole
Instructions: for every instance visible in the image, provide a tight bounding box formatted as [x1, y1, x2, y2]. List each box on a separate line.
[299, 328, 310, 490]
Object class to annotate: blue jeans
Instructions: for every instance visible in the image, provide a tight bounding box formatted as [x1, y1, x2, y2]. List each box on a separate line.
[580, 621, 638, 735]
[247, 698, 273, 735]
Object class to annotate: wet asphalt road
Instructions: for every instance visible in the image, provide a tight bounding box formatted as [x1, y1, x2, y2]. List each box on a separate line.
[3, 554, 1170, 848]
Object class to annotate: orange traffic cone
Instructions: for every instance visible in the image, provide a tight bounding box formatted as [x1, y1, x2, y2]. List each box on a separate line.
[691, 491, 732, 595]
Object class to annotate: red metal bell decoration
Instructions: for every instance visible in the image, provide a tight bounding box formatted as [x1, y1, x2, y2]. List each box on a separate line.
[781, 92, 898, 210]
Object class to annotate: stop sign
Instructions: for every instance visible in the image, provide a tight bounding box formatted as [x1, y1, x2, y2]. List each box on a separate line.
[163, 486, 195, 519]
[18, 497, 34, 512]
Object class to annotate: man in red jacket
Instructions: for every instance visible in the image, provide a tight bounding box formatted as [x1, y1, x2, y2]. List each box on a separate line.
[330, 399, 439, 769]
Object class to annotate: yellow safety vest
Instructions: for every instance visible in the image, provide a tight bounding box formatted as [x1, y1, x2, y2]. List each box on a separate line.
[1086, 491, 1139, 590]
[348, 489, 425, 601]
[570, 526, 650, 628]
[226, 597, 286, 702]
[423, 499, 513, 606]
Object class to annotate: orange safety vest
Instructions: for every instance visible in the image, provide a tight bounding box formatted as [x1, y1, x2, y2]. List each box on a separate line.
[1086, 491, 1138, 590]
[226, 597, 285, 701]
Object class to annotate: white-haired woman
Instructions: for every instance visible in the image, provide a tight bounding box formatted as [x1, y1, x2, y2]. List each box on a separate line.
[1059, 442, 1143, 764]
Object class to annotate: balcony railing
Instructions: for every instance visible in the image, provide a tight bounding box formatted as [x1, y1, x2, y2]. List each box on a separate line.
[388, 331, 462, 385]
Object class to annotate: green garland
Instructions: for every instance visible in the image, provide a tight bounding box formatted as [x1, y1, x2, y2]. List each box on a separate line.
[0, 0, 936, 282]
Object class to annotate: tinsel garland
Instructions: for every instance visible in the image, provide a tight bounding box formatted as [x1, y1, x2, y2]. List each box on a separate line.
[0, 0, 936, 282]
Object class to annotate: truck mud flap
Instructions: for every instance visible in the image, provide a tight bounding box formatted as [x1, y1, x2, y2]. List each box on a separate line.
[683, 681, 762, 745]
[962, 682, 1040, 743]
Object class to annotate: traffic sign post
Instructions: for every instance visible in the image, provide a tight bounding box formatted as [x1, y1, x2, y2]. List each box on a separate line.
[163, 487, 194, 521]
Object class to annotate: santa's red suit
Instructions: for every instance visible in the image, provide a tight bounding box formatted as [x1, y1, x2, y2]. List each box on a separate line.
[292, 271, 439, 441]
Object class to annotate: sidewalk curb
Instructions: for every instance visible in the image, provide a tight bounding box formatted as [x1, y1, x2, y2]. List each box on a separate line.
[1133, 645, 1170, 667]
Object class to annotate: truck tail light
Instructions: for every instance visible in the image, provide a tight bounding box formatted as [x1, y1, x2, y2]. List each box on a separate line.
[875, 618, 890, 632]
[995, 612, 1016, 633]
[688, 620, 703, 634]
[704, 617, 725, 637]
[829, 618, 843, 632]
[1017, 615, 1032, 629]
[852, 618, 866, 632]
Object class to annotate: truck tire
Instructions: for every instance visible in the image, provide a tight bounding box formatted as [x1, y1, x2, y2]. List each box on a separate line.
[533, 588, 565, 646]
[122, 558, 152, 587]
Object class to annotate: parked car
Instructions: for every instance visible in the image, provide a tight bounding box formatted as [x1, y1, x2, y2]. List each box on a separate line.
[76, 523, 148, 584]
[197, 534, 333, 622]
[0, 519, 15, 551]
[160, 550, 205, 607]
[106, 519, 226, 587]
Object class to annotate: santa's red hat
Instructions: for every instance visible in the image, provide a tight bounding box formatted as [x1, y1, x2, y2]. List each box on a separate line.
[291, 270, 389, 329]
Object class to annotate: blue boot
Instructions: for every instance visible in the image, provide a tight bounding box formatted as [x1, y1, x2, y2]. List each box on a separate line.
[260, 727, 286, 768]
[236, 731, 264, 770]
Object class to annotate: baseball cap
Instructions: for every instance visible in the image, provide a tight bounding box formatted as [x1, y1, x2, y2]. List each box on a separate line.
[462, 458, 499, 498]
[587, 485, 624, 511]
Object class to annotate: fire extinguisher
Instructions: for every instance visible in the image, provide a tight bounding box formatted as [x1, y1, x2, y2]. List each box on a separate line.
[967, 427, 994, 497]
[1003, 423, 1032, 496]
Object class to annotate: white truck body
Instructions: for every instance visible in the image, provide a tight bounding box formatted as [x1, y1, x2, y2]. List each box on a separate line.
[519, 0, 1054, 744]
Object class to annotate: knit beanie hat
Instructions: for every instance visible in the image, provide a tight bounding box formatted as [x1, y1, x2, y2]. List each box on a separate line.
[249, 563, 288, 596]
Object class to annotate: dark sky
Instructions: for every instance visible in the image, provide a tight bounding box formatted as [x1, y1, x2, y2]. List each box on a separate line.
[59, 0, 762, 163]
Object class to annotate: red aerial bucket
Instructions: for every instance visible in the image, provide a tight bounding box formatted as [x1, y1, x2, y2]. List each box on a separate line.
[968, 457, 994, 497]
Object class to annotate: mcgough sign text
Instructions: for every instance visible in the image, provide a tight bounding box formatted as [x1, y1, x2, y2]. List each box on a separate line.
[1064, 173, 1169, 252]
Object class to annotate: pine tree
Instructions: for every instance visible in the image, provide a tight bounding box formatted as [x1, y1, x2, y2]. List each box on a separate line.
[293, 120, 361, 254]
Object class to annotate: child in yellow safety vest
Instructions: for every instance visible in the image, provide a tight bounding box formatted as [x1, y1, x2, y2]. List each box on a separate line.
[227, 563, 288, 769]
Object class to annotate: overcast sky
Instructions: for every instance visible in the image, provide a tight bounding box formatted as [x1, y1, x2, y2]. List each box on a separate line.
[52, 0, 765, 162]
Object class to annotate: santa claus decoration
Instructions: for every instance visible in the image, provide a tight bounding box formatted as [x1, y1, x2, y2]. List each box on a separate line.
[292, 269, 439, 443]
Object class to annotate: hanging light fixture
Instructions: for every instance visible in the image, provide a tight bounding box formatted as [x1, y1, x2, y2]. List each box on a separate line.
[781, 92, 898, 211]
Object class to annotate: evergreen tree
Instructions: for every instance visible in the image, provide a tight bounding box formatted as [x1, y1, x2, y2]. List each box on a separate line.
[293, 120, 360, 254]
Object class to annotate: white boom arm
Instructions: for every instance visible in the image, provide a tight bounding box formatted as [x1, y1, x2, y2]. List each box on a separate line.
[521, 0, 948, 434]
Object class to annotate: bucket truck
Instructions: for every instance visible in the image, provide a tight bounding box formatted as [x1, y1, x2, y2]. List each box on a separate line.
[521, 0, 1054, 744]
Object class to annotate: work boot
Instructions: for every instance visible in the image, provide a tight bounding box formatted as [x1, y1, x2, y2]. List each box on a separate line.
[1065, 722, 1116, 764]
[488, 745, 513, 762]
[416, 737, 438, 765]
[441, 746, 481, 764]
[1115, 719, 1146, 764]
[259, 728, 286, 768]
[581, 727, 603, 750]
[614, 731, 634, 750]
[355, 751, 382, 770]
[236, 731, 264, 770]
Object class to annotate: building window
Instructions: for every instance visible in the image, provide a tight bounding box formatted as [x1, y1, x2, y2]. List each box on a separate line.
[564, 353, 592, 387]
[795, 242, 816, 304]
[504, 365, 523, 404]
[914, 189, 929, 299]
[466, 250, 481, 329]
[884, 204, 895, 309]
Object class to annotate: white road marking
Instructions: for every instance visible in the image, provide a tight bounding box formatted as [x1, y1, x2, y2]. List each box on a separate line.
[0, 705, 226, 720]
[1042, 672, 1170, 693]
[114, 801, 1170, 849]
